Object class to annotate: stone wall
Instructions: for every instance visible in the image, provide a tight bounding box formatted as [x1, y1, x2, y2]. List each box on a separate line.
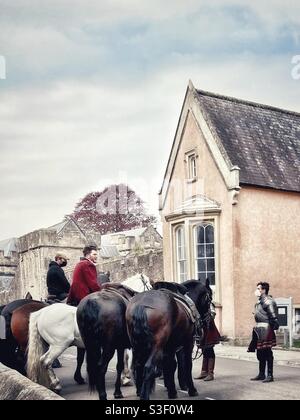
[100, 250, 164, 284]
[0, 251, 18, 305]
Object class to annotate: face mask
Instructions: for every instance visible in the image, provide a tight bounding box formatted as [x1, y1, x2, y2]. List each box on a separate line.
[61, 261, 67, 268]
[254, 289, 261, 298]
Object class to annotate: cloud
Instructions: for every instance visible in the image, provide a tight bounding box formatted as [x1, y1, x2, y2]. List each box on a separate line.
[0, 0, 299, 238]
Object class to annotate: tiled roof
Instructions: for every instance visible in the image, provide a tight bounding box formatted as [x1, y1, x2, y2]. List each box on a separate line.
[0, 238, 18, 257]
[196, 90, 300, 193]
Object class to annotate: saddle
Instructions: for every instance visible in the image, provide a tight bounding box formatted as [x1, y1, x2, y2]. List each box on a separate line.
[153, 282, 196, 323]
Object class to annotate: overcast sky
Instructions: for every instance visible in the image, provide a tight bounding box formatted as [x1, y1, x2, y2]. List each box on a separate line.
[0, 0, 299, 239]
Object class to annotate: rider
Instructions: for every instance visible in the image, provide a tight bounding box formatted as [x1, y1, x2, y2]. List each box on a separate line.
[46, 253, 70, 302]
[67, 245, 101, 306]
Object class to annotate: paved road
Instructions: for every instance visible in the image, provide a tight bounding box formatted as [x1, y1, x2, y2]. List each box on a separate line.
[57, 348, 300, 400]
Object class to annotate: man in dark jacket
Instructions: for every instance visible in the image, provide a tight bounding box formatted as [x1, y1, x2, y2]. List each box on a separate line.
[47, 253, 70, 301]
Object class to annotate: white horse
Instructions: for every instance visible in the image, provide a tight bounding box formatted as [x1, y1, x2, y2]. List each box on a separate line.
[27, 273, 152, 392]
[27, 304, 84, 392]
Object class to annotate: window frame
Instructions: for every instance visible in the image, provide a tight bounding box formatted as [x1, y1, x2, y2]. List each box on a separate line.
[175, 225, 187, 283]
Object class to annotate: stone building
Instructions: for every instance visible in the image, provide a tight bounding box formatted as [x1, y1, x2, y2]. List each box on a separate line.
[159, 81, 300, 343]
[99, 226, 164, 283]
[101, 226, 163, 257]
[0, 217, 101, 303]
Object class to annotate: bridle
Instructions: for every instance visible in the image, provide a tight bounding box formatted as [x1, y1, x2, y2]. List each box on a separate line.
[140, 274, 151, 291]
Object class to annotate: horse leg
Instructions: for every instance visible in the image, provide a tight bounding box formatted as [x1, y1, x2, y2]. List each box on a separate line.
[121, 349, 132, 386]
[133, 351, 144, 398]
[74, 348, 86, 385]
[96, 347, 115, 400]
[114, 348, 125, 399]
[176, 349, 188, 391]
[40, 344, 70, 393]
[183, 343, 198, 397]
[140, 350, 163, 400]
[163, 352, 178, 399]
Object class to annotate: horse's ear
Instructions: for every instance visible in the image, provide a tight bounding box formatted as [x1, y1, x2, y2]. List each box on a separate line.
[206, 278, 210, 289]
[25, 292, 33, 300]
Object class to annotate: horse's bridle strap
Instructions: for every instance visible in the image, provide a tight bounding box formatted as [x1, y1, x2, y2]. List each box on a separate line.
[103, 288, 130, 306]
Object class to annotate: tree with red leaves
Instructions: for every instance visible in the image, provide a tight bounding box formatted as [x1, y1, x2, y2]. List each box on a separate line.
[72, 184, 157, 234]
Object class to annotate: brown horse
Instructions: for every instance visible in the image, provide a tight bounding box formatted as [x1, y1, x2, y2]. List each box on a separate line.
[77, 283, 136, 400]
[0, 299, 43, 373]
[126, 280, 212, 400]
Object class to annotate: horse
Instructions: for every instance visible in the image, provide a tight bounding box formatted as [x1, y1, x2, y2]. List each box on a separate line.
[126, 279, 212, 400]
[76, 283, 136, 400]
[27, 303, 85, 393]
[0, 298, 44, 373]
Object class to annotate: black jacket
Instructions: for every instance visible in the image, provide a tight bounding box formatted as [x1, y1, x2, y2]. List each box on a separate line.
[47, 261, 70, 296]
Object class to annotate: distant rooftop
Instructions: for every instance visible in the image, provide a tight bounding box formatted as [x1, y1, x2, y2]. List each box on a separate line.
[0, 238, 18, 257]
[101, 227, 148, 246]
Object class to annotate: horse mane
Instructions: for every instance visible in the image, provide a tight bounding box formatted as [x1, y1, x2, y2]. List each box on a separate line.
[102, 282, 136, 297]
[153, 281, 188, 295]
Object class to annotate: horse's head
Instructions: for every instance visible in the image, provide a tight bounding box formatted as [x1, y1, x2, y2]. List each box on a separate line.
[183, 279, 212, 322]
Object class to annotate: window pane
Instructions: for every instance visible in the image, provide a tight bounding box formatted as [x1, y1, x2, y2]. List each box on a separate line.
[205, 225, 214, 243]
[206, 244, 215, 257]
[207, 258, 215, 272]
[197, 244, 205, 258]
[178, 245, 185, 260]
[197, 226, 204, 244]
[197, 259, 206, 272]
[207, 273, 215, 286]
[177, 228, 183, 247]
[198, 273, 206, 283]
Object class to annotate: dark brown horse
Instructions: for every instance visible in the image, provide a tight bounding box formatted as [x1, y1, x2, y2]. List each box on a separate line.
[126, 280, 212, 400]
[77, 283, 136, 400]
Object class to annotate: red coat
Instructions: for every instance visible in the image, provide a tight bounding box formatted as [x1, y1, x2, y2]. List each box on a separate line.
[67, 259, 101, 306]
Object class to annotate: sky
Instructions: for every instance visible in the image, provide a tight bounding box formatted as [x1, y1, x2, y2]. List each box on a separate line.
[0, 0, 299, 239]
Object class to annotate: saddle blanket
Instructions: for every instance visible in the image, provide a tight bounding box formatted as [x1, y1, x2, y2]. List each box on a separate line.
[0, 315, 6, 339]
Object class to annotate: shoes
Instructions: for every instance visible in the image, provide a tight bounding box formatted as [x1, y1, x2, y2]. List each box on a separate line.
[250, 374, 265, 381]
[262, 376, 274, 383]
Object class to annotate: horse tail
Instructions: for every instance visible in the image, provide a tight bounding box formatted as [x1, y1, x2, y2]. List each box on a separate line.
[131, 305, 156, 394]
[26, 310, 49, 387]
[79, 299, 103, 392]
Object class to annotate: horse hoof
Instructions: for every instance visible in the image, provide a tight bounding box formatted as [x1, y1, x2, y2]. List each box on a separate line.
[53, 385, 62, 394]
[114, 393, 124, 399]
[74, 376, 86, 385]
[121, 378, 133, 387]
[168, 393, 178, 399]
[189, 390, 199, 397]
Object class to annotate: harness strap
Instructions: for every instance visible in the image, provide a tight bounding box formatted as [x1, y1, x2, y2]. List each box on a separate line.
[104, 288, 130, 306]
[173, 297, 196, 323]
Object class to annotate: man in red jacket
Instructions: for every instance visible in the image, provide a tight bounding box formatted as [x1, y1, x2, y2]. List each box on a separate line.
[67, 245, 101, 306]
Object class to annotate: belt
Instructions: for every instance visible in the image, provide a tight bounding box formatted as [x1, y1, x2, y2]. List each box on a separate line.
[256, 322, 269, 328]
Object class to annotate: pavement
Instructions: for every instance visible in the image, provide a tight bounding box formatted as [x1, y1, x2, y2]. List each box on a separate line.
[215, 343, 300, 368]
